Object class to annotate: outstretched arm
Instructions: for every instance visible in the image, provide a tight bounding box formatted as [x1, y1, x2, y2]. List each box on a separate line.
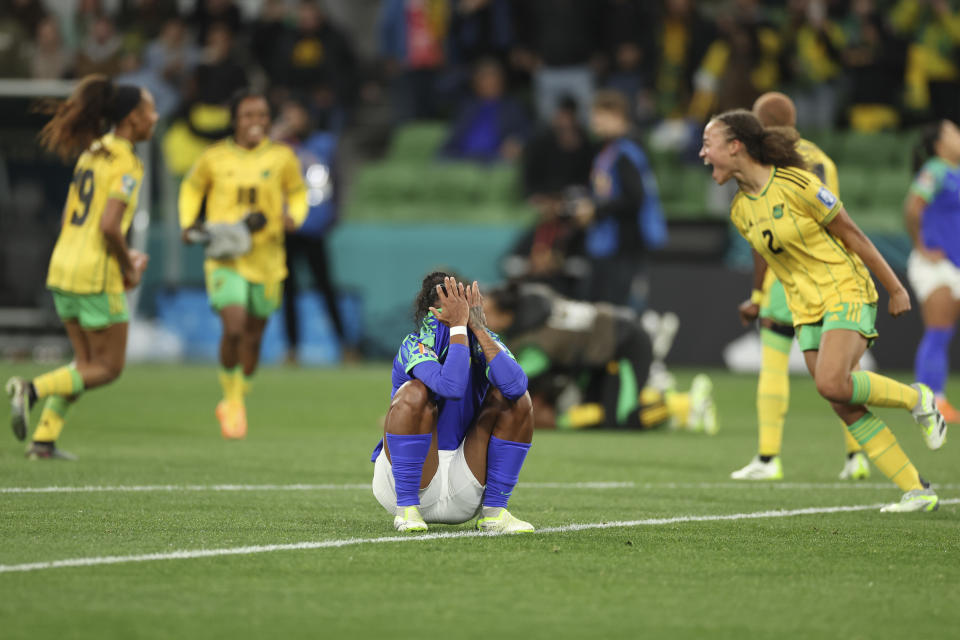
[826, 208, 910, 317]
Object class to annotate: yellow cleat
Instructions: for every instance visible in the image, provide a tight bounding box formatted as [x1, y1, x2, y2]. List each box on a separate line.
[216, 401, 245, 440]
[394, 505, 428, 532]
[476, 508, 534, 534]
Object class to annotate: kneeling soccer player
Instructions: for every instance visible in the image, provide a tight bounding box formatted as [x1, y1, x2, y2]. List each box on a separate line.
[371, 274, 535, 533]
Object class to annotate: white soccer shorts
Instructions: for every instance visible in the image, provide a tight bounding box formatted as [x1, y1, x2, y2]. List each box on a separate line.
[372, 439, 484, 524]
[907, 250, 960, 302]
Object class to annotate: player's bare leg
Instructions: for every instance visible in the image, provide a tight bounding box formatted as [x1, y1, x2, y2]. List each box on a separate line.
[805, 331, 939, 512]
[463, 389, 535, 533]
[383, 380, 439, 531]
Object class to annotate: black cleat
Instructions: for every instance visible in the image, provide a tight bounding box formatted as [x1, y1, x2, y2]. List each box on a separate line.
[5, 377, 31, 441]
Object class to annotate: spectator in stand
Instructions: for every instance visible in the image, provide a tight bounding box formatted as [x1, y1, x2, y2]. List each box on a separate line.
[601, 0, 657, 127]
[9, 0, 46, 37]
[273, 1, 358, 113]
[30, 15, 71, 80]
[117, 0, 179, 50]
[505, 96, 594, 295]
[379, 0, 451, 121]
[449, 0, 514, 66]
[0, 6, 31, 78]
[271, 99, 354, 364]
[143, 16, 200, 97]
[571, 90, 666, 308]
[893, 0, 960, 124]
[186, 22, 248, 109]
[191, 0, 243, 47]
[115, 47, 180, 120]
[841, 0, 907, 132]
[251, 0, 289, 77]
[439, 57, 529, 162]
[73, 13, 124, 78]
[688, 0, 782, 123]
[651, 0, 714, 120]
[65, 0, 105, 52]
[780, 0, 844, 131]
[511, 0, 601, 124]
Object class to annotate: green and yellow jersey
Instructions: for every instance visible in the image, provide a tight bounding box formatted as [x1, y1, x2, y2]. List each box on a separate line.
[761, 137, 841, 296]
[178, 138, 308, 284]
[732, 166, 877, 325]
[46, 133, 143, 295]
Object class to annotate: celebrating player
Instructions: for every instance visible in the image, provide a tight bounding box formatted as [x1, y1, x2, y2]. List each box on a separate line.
[6, 75, 156, 459]
[179, 90, 308, 439]
[905, 120, 960, 423]
[731, 92, 870, 482]
[700, 109, 946, 513]
[371, 273, 535, 533]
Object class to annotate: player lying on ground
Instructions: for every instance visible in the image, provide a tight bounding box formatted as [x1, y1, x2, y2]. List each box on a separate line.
[179, 90, 308, 439]
[905, 119, 960, 423]
[731, 91, 871, 482]
[482, 282, 717, 433]
[701, 109, 947, 513]
[6, 74, 156, 459]
[371, 273, 535, 533]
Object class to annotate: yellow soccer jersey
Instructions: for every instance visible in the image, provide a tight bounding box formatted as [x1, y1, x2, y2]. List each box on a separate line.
[796, 137, 839, 195]
[179, 138, 307, 283]
[732, 166, 877, 325]
[46, 133, 143, 295]
[762, 138, 841, 294]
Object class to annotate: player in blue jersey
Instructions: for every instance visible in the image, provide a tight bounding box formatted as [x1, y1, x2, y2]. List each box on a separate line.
[371, 273, 535, 533]
[906, 119, 960, 422]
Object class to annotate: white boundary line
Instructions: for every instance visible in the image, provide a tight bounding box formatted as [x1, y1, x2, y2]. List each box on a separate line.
[2, 498, 956, 574]
[2, 481, 960, 494]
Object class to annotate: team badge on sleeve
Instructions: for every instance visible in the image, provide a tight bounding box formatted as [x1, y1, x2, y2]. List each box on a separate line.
[121, 174, 138, 197]
[816, 186, 837, 208]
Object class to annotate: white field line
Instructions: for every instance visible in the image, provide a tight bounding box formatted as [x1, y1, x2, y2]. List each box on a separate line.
[2, 498, 957, 574]
[2, 481, 960, 494]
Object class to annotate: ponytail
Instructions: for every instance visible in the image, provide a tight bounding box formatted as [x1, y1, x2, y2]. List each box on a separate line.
[36, 75, 142, 162]
[712, 109, 806, 171]
[913, 120, 944, 175]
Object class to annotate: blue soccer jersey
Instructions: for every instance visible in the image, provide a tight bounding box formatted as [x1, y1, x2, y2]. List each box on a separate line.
[912, 157, 960, 266]
[371, 313, 523, 461]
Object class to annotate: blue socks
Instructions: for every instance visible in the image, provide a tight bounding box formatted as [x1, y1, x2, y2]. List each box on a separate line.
[386, 433, 432, 507]
[483, 435, 531, 509]
[915, 327, 954, 395]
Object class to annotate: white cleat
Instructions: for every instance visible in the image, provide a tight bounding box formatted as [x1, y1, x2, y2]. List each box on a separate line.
[476, 508, 534, 534]
[393, 505, 428, 532]
[5, 376, 30, 442]
[838, 452, 871, 480]
[880, 489, 939, 513]
[911, 383, 947, 450]
[688, 374, 719, 435]
[730, 455, 783, 480]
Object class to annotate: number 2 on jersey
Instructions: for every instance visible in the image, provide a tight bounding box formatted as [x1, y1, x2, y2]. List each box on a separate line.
[70, 169, 95, 226]
[761, 229, 783, 254]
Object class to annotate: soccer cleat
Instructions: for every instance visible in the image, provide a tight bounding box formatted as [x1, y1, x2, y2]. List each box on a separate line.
[730, 455, 783, 480]
[475, 508, 535, 534]
[394, 505, 428, 532]
[936, 396, 960, 423]
[688, 374, 719, 435]
[26, 442, 77, 461]
[911, 383, 947, 450]
[838, 452, 871, 480]
[5, 376, 31, 442]
[880, 489, 939, 513]
[216, 401, 246, 439]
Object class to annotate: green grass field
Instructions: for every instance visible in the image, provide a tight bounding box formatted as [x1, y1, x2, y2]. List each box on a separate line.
[0, 363, 957, 639]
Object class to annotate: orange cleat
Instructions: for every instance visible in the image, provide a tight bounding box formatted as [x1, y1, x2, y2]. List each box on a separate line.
[216, 400, 245, 439]
[936, 397, 960, 423]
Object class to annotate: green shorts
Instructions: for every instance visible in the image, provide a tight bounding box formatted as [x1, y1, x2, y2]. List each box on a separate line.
[760, 277, 793, 326]
[796, 302, 878, 351]
[206, 267, 282, 318]
[51, 289, 129, 329]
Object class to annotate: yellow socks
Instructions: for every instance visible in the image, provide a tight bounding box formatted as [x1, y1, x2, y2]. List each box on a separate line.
[219, 366, 244, 404]
[32, 396, 72, 443]
[557, 403, 605, 429]
[847, 413, 922, 491]
[849, 371, 919, 410]
[32, 365, 84, 400]
[842, 424, 863, 455]
[758, 329, 791, 457]
[639, 388, 670, 429]
[664, 390, 690, 428]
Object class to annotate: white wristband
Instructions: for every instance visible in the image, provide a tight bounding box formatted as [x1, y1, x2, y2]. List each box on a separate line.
[450, 325, 468, 337]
